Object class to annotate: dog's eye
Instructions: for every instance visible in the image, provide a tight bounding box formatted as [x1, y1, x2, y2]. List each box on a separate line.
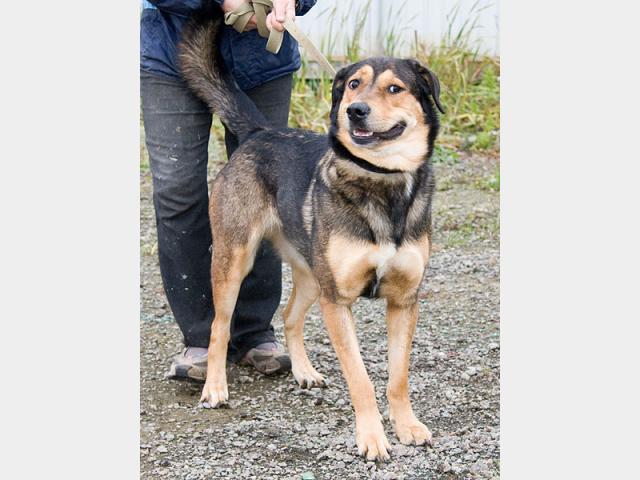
[388, 85, 403, 94]
[348, 79, 360, 90]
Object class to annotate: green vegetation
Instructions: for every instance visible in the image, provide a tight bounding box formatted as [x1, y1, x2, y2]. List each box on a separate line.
[480, 167, 500, 192]
[437, 202, 500, 248]
[286, 1, 500, 153]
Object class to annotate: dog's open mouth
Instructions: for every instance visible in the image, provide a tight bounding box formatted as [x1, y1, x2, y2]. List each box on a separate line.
[350, 122, 406, 145]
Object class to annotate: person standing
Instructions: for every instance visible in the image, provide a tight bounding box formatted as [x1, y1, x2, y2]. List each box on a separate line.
[140, 0, 317, 380]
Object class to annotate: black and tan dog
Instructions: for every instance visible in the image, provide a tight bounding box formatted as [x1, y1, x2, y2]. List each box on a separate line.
[179, 7, 445, 461]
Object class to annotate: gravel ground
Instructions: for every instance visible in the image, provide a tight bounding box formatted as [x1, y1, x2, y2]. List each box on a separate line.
[140, 136, 500, 479]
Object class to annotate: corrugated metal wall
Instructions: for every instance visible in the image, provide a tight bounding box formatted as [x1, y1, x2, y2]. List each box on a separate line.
[297, 0, 500, 57]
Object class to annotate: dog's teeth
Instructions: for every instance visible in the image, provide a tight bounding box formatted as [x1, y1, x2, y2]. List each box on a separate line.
[353, 129, 373, 137]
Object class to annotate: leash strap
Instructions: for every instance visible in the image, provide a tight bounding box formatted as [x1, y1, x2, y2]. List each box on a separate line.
[224, 0, 285, 55]
[224, 1, 335, 77]
[283, 17, 336, 77]
[223, 2, 255, 33]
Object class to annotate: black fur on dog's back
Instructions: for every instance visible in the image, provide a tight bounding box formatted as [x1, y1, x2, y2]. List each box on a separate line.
[178, 5, 267, 142]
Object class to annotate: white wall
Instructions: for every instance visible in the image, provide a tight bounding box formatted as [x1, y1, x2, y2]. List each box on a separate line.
[297, 0, 500, 57]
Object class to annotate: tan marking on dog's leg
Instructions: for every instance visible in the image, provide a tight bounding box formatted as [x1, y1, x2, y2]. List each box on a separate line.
[378, 241, 427, 306]
[320, 298, 391, 461]
[201, 237, 260, 408]
[284, 267, 324, 388]
[386, 302, 433, 446]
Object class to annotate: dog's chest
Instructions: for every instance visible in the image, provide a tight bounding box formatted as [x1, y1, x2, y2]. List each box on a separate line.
[369, 243, 399, 281]
[327, 236, 430, 303]
[357, 177, 424, 246]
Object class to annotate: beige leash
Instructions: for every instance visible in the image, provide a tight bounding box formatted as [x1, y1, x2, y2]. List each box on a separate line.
[224, 0, 336, 77]
[282, 17, 336, 77]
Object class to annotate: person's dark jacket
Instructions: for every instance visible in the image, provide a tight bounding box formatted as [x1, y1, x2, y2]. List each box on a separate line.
[140, 0, 317, 91]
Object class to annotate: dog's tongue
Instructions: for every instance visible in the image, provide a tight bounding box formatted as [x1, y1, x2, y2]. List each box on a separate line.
[353, 129, 373, 137]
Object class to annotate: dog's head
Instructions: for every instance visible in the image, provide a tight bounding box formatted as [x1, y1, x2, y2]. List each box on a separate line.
[329, 58, 444, 172]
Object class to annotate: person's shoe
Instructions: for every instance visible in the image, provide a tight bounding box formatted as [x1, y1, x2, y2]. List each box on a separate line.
[239, 341, 291, 375]
[166, 347, 208, 383]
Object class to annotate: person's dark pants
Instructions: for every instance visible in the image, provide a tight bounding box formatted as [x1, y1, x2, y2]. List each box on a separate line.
[141, 71, 293, 361]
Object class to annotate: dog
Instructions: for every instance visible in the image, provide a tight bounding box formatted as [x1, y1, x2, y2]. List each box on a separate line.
[178, 6, 445, 461]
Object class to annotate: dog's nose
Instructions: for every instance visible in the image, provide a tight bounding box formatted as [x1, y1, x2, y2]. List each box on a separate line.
[347, 103, 370, 120]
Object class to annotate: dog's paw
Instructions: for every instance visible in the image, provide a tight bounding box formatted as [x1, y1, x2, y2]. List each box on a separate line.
[355, 418, 391, 461]
[199, 380, 229, 408]
[292, 365, 325, 389]
[393, 416, 433, 446]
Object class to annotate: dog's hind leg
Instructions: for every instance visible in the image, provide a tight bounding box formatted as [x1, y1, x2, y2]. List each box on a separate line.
[320, 298, 391, 461]
[386, 301, 433, 446]
[200, 229, 262, 408]
[284, 266, 324, 389]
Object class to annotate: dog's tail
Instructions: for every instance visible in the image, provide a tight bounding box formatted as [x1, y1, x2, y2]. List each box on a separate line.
[178, 5, 268, 142]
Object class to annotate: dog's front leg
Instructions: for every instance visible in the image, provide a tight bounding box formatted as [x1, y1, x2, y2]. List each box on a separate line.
[386, 301, 432, 446]
[320, 297, 391, 461]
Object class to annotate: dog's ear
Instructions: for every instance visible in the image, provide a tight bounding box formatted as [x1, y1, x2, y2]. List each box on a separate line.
[408, 60, 445, 114]
[330, 65, 353, 125]
[331, 65, 351, 109]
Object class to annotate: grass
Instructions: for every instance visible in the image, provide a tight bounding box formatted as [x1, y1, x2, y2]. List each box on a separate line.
[437, 202, 500, 248]
[287, 1, 500, 153]
[479, 167, 500, 192]
[432, 144, 461, 165]
[418, 44, 499, 152]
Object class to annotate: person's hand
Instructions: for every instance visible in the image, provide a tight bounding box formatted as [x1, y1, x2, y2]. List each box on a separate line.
[221, 0, 257, 32]
[266, 0, 295, 32]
